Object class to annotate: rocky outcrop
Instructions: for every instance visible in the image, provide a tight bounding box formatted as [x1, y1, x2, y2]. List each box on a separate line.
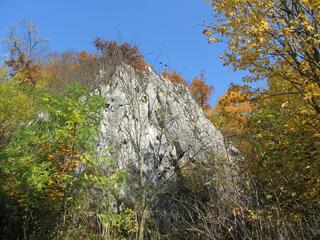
[95, 65, 241, 206]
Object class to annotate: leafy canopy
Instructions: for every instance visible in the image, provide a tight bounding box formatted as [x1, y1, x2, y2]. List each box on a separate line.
[205, 0, 320, 113]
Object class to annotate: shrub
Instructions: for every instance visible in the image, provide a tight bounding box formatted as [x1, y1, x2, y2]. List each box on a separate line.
[162, 69, 186, 85]
[94, 38, 148, 71]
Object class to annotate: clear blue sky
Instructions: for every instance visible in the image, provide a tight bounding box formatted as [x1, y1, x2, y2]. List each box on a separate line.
[0, 0, 246, 104]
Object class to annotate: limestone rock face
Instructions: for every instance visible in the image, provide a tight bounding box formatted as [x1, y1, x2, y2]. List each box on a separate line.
[96, 65, 240, 202]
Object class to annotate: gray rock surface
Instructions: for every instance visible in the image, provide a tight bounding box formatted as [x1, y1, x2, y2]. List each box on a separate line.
[95, 65, 240, 204]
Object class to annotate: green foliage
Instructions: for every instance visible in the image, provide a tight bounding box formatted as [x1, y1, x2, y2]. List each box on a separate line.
[0, 83, 106, 239]
[0, 67, 9, 83]
[0, 81, 137, 239]
[60, 145, 136, 240]
[0, 81, 37, 147]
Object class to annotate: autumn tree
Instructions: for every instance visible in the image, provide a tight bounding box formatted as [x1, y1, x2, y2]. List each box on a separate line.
[210, 84, 253, 138]
[94, 38, 148, 71]
[40, 51, 77, 91]
[209, 78, 320, 239]
[40, 50, 100, 92]
[188, 72, 213, 112]
[205, 1, 320, 237]
[245, 78, 320, 237]
[162, 69, 186, 85]
[3, 21, 47, 85]
[204, 0, 320, 114]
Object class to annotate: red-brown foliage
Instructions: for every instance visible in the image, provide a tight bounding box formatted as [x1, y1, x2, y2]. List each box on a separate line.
[5, 52, 41, 85]
[94, 38, 148, 71]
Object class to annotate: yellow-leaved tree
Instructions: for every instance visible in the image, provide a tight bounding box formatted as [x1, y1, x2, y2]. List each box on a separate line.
[204, 0, 320, 114]
[205, 1, 320, 238]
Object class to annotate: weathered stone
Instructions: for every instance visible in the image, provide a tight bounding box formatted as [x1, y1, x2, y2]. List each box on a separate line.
[96, 65, 240, 205]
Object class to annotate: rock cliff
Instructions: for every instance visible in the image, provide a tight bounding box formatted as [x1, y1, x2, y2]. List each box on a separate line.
[95, 65, 241, 207]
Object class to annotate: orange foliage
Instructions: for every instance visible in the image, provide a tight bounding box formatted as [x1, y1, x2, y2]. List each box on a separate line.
[211, 85, 253, 136]
[215, 85, 253, 121]
[78, 51, 97, 64]
[188, 72, 213, 112]
[40, 50, 98, 90]
[39, 139, 80, 203]
[162, 69, 186, 85]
